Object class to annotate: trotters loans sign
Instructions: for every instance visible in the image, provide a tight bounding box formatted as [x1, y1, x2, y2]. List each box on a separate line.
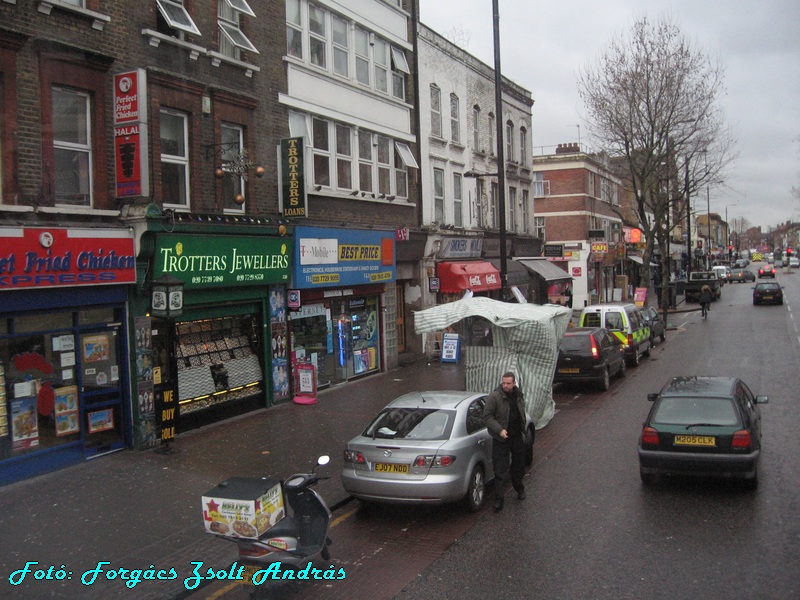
[113, 69, 149, 198]
[280, 137, 306, 218]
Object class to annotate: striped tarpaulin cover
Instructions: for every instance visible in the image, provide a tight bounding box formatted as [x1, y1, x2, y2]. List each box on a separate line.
[414, 297, 572, 429]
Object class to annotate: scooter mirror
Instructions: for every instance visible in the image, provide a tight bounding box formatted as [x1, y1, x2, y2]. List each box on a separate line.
[317, 455, 331, 467]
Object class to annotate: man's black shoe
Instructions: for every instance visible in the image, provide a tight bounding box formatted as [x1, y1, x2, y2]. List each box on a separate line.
[517, 489, 526, 500]
[493, 498, 504, 512]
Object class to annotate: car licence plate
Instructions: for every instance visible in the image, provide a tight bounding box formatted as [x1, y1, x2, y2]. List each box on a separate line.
[559, 368, 580, 374]
[674, 435, 716, 447]
[374, 462, 409, 473]
[240, 564, 260, 585]
[762, 296, 772, 300]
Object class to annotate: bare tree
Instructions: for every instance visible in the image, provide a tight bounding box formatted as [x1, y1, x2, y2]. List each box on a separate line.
[578, 15, 735, 310]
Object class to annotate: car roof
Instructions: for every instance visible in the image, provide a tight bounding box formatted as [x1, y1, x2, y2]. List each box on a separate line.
[659, 376, 737, 397]
[563, 327, 605, 336]
[384, 391, 482, 410]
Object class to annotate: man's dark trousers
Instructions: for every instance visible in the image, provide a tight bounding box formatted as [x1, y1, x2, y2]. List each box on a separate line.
[492, 435, 525, 497]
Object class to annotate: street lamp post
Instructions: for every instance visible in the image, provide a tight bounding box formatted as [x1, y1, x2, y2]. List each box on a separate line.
[706, 186, 711, 268]
[491, 0, 508, 300]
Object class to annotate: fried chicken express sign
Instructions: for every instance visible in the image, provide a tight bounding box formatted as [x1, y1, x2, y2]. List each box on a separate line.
[154, 235, 290, 289]
[0, 228, 136, 290]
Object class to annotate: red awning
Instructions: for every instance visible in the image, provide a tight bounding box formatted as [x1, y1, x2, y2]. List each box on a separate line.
[437, 261, 502, 293]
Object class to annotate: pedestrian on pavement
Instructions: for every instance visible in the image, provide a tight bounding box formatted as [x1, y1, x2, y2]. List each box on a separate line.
[483, 371, 527, 512]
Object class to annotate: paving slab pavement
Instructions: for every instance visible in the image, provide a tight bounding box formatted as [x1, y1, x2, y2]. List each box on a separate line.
[0, 359, 465, 600]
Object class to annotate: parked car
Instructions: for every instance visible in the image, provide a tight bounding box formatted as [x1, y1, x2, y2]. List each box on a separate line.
[752, 281, 783, 305]
[578, 303, 651, 367]
[638, 376, 768, 489]
[758, 264, 777, 278]
[554, 327, 626, 391]
[639, 306, 666, 345]
[729, 268, 756, 283]
[790, 257, 800, 268]
[341, 391, 535, 511]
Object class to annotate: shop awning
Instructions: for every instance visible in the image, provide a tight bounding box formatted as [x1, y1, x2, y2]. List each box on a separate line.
[488, 258, 530, 287]
[516, 259, 572, 282]
[628, 255, 644, 265]
[437, 261, 502, 293]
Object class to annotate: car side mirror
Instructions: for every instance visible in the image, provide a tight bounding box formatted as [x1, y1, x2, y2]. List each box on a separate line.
[647, 393, 659, 402]
[756, 395, 769, 404]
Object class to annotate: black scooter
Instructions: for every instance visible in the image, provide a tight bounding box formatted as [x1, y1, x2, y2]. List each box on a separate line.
[220, 456, 334, 591]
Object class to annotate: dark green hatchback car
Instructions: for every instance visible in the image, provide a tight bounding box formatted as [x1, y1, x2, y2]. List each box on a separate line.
[638, 377, 768, 489]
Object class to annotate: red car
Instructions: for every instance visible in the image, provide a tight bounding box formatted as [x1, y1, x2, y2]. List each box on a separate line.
[758, 265, 776, 278]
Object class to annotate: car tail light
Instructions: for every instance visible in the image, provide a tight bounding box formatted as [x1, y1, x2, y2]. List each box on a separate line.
[732, 430, 752, 449]
[641, 426, 660, 446]
[627, 333, 634, 347]
[414, 455, 456, 468]
[238, 543, 274, 558]
[590, 335, 600, 359]
[343, 449, 366, 464]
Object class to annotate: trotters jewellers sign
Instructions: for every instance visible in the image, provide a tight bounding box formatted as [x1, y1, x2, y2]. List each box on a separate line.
[154, 235, 291, 288]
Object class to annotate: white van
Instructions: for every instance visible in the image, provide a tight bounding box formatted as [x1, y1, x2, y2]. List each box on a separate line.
[711, 265, 731, 284]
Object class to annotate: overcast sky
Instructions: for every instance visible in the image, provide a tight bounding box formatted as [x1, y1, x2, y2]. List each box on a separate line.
[420, 1, 800, 231]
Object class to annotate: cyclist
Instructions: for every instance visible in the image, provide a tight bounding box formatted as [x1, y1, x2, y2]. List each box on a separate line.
[699, 284, 713, 319]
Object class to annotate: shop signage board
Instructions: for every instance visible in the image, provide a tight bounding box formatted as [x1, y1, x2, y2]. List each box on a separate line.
[154, 235, 291, 289]
[113, 69, 149, 197]
[0, 227, 136, 290]
[293, 226, 396, 289]
[543, 244, 563, 258]
[437, 238, 483, 259]
[591, 242, 609, 253]
[440, 333, 461, 363]
[279, 137, 306, 218]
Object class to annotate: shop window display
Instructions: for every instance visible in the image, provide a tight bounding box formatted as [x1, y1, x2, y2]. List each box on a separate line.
[0, 308, 125, 461]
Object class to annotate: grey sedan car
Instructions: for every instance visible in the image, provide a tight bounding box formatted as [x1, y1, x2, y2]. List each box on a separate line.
[341, 391, 535, 512]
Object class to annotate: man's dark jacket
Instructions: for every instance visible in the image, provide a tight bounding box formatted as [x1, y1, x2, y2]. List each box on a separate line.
[483, 384, 527, 442]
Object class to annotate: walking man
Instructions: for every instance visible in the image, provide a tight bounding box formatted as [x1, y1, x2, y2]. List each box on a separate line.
[483, 371, 527, 511]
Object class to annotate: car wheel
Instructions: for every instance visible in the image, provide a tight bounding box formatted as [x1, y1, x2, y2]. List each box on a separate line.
[618, 359, 627, 378]
[643, 343, 651, 358]
[463, 464, 486, 512]
[598, 367, 610, 391]
[640, 469, 657, 486]
[525, 425, 535, 466]
[627, 349, 639, 368]
[660, 331, 666, 342]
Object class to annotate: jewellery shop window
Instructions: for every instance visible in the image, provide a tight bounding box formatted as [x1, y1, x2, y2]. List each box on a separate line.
[0, 308, 125, 460]
[175, 315, 263, 415]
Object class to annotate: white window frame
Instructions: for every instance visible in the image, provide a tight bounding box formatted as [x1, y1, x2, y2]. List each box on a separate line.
[373, 38, 389, 94]
[218, 1, 259, 57]
[472, 105, 480, 149]
[519, 127, 527, 165]
[308, 2, 327, 69]
[52, 87, 92, 207]
[354, 27, 370, 86]
[533, 172, 550, 197]
[506, 121, 514, 162]
[311, 116, 331, 187]
[286, 0, 303, 59]
[335, 123, 352, 190]
[534, 215, 546, 240]
[430, 85, 442, 138]
[490, 181, 499, 229]
[331, 14, 349, 78]
[453, 173, 463, 227]
[433, 167, 444, 223]
[522, 189, 530, 233]
[488, 113, 495, 156]
[358, 129, 373, 192]
[160, 109, 190, 208]
[390, 47, 408, 100]
[156, 0, 201, 36]
[450, 93, 460, 143]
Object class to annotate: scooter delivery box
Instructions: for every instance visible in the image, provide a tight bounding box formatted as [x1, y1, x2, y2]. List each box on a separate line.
[202, 477, 285, 539]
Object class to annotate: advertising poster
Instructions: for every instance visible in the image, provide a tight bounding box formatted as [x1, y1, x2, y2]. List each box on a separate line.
[11, 397, 39, 450]
[83, 334, 110, 363]
[54, 386, 79, 437]
[0, 362, 7, 438]
[88, 408, 114, 434]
